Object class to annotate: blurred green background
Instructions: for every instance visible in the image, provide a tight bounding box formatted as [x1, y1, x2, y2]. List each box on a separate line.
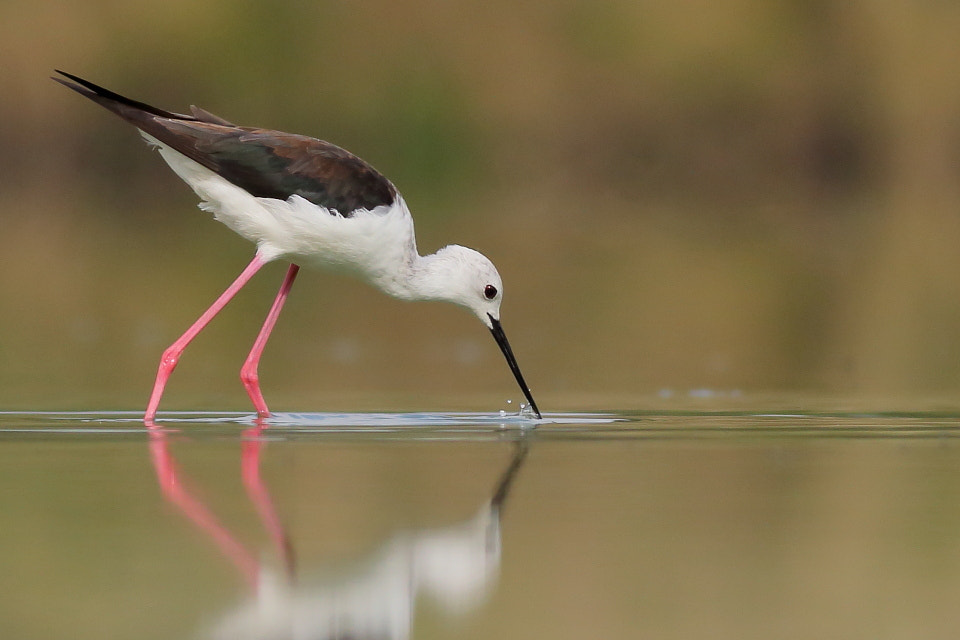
[4, 0, 960, 411]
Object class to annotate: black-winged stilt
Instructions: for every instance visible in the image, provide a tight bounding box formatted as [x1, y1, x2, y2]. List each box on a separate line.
[53, 71, 541, 421]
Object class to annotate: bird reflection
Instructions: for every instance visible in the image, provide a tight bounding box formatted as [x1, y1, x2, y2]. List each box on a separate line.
[148, 427, 528, 639]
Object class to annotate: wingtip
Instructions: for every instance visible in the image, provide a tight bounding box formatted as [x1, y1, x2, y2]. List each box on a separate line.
[52, 69, 84, 85]
[51, 70, 110, 95]
[51, 70, 90, 97]
[51, 69, 100, 98]
[50, 70, 187, 125]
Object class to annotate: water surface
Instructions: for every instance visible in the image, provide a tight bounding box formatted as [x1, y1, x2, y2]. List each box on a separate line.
[3, 410, 960, 639]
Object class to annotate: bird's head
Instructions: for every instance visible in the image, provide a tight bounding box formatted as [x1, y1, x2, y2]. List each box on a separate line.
[427, 245, 504, 328]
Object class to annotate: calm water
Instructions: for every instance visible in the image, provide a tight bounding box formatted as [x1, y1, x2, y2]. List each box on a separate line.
[4, 409, 960, 639]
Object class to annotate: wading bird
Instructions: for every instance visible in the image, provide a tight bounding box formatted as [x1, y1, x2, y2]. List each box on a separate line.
[54, 71, 540, 421]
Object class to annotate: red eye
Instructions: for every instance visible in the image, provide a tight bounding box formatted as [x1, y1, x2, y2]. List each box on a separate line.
[484, 284, 498, 300]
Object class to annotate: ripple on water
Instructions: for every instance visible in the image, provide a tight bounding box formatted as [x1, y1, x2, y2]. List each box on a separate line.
[2, 410, 960, 441]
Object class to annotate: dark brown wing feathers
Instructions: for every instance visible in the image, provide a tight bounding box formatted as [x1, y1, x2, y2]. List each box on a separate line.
[53, 70, 397, 215]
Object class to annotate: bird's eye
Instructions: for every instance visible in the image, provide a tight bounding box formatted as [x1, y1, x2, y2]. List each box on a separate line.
[484, 284, 498, 300]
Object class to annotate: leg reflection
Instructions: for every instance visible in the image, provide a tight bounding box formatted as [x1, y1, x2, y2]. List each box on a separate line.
[241, 424, 295, 580]
[148, 423, 294, 590]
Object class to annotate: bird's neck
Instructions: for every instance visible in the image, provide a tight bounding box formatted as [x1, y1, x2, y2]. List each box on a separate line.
[375, 249, 456, 303]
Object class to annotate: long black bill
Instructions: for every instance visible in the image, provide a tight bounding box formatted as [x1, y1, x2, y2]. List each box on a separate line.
[488, 314, 541, 419]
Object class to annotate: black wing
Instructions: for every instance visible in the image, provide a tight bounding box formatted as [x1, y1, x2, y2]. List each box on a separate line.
[53, 70, 397, 215]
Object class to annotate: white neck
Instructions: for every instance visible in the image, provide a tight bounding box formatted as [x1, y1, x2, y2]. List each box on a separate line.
[377, 250, 456, 303]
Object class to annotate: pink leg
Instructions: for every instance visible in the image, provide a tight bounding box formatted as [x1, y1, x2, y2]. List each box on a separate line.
[240, 264, 300, 417]
[144, 254, 268, 422]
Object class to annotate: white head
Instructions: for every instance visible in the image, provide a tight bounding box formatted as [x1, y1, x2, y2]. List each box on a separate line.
[414, 245, 540, 418]
[421, 245, 503, 328]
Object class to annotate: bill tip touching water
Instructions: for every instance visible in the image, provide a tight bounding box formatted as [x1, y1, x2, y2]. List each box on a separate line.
[53, 70, 541, 421]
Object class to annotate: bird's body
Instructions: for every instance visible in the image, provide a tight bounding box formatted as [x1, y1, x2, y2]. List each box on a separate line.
[151, 136, 421, 297]
[54, 71, 540, 422]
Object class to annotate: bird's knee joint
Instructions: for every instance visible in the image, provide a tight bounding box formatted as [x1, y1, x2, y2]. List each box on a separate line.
[160, 349, 181, 370]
